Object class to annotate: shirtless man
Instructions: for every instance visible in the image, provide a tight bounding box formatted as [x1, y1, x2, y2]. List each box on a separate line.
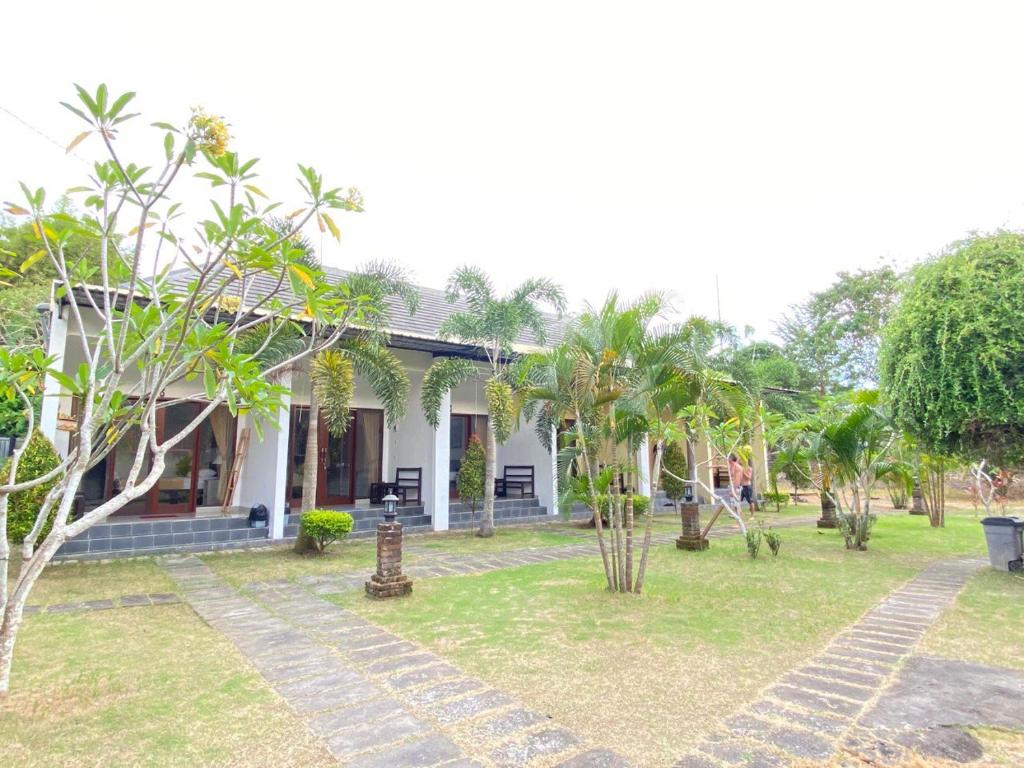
[728, 454, 745, 508]
[741, 463, 756, 516]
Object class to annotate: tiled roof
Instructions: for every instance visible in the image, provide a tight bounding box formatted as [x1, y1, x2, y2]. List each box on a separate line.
[161, 266, 566, 353]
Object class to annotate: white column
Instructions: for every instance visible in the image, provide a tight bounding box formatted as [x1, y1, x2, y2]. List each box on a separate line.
[381, 424, 392, 485]
[236, 370, 292, 539]
[549, 423, 559, 517]
[637, 436, 651, 497]
[40, 308, 69, 456]
[430, 390, 451, 531]
[751, 419, 770, 497]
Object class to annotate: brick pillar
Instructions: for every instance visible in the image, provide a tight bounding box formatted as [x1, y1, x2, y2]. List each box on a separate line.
[365, 522, 413, 598]
[676, 502, 708, 550]
[817, 492, 838, 529]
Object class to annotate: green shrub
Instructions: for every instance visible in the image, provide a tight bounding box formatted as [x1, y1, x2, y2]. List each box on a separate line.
[762, 490, 789, 513]
[300, 510, 354, 553]
[661, 441, 688, 507]
[763, 525, 782, 556]
[2, 430, 62, 544]
[745, 526, 762, 559]
[457, 434, 485, 513]
[595, 493, 650, 519]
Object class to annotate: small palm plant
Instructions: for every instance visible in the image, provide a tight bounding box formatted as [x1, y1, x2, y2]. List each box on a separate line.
[807, 391, 906, 550]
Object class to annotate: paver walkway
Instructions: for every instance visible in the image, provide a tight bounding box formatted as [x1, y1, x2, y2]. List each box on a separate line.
[673, 557, 988, 768]
[23, 591, 180, 615]
[162, 554, 627, 767]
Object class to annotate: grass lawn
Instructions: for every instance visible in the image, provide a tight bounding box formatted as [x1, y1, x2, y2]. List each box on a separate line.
[9, 557, 177, 607]
[199, 526, 585, 586]
[406, 526, 579, 552]
[921, 568, 1024, 672]
[199, 539, 379, 586]
[335, 513, 988, 767]
[0, 605, 333, 768]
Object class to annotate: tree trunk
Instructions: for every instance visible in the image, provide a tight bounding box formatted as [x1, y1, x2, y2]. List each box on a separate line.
[295, 387, 319, 553]
[478, 423, 496, 537]
[575, 424, 614, 590]
[634, 439, 662, 594]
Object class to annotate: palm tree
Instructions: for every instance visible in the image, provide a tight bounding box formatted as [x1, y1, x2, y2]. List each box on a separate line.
[804, 391, 903, 550]
[238, 248, 418, 552]
[524, 294, 726, 593]
[421, 267, 565, 538]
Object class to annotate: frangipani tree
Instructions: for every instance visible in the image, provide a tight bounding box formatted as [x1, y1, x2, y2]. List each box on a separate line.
[0, 84, 397, 694]
[421, 267, 565, 538]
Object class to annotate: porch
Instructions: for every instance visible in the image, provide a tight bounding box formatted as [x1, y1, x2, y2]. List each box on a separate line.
[53, 496, 558, 559]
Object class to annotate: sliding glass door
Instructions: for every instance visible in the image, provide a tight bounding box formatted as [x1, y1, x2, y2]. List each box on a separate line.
[289, 407, 384, 506]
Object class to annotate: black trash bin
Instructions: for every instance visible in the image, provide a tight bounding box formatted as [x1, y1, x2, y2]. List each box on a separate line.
[980, 516, 1024, 572]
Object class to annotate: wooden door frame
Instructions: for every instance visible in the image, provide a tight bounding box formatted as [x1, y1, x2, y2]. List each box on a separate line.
[106, 402, 206, 516]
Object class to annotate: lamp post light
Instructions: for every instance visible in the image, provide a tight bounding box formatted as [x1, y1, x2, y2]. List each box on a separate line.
[366, 493, 413, 598]
[382, 493, 398, 523]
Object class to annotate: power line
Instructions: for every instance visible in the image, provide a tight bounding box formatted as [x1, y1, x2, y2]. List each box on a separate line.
[0, 102, 91, 167]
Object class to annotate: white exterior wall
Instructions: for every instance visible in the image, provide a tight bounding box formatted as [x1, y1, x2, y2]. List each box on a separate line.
[39, 306, 69, 456]
[497, 417, 554, 513]
[235, 369, 292, 539]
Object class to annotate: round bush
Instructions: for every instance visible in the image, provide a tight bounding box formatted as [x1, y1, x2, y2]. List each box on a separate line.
[300, 509, 354, 553]
[880, 232, 1024, 463]
[2, 429, 62, 544]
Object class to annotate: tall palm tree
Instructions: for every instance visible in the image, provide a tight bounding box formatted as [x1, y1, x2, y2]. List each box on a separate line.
[420, 267, 566, 538]
[239, 249, 418, 551]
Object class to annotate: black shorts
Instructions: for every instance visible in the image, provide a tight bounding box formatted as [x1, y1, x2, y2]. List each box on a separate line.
[740, 485, 753, 503]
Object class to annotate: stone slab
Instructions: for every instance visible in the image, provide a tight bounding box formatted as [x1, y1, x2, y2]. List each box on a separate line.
[344, 733, 463, 768]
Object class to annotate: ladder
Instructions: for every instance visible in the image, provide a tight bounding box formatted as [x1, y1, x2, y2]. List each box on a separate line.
[220, 427, 251, 516]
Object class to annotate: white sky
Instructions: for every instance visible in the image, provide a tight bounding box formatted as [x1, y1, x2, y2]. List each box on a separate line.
[4, 1, 1024, 338]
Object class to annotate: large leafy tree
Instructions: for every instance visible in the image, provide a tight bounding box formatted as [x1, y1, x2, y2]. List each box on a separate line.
[880, 232, 1024, 465]
[0, 84, 396, 694]
[777, 264, 901, 394]
[420, 267, 565, 538]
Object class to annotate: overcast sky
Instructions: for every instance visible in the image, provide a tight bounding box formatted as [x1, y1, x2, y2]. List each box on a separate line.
[4, 1, 1024, 338]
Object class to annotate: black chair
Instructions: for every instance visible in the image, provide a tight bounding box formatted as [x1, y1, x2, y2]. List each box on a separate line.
[395, 467, 422, 506]
[501, 466, 535, 498]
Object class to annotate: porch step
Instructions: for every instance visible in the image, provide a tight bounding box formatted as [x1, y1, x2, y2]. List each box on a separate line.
[55, 515, 269, 560]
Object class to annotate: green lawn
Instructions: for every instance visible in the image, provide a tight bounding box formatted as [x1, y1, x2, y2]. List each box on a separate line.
[11, 557, 177, 606]
[0, 605, 334, 767]
[406, 527, 579, 552]
[199, 539, 380, 586]
[921, 568, 1024, 672]
[336, 513, 988, 767]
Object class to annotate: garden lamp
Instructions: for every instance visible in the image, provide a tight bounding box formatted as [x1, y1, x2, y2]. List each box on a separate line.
[382, 493, 398, 523]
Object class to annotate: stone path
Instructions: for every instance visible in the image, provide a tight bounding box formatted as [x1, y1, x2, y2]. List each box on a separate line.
[673, 557, 988, 768]
[23, 591, 180, 615]
[162, 554, 627, 767]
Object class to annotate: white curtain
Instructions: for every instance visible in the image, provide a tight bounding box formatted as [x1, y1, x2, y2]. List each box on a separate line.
[209, 407, 234, 503]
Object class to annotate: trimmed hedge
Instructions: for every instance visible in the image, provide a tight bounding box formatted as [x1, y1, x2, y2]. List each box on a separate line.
[300, 509, 354, 553]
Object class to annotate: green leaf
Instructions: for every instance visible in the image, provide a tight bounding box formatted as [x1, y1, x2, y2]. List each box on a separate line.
[106, 90, 136, 119]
